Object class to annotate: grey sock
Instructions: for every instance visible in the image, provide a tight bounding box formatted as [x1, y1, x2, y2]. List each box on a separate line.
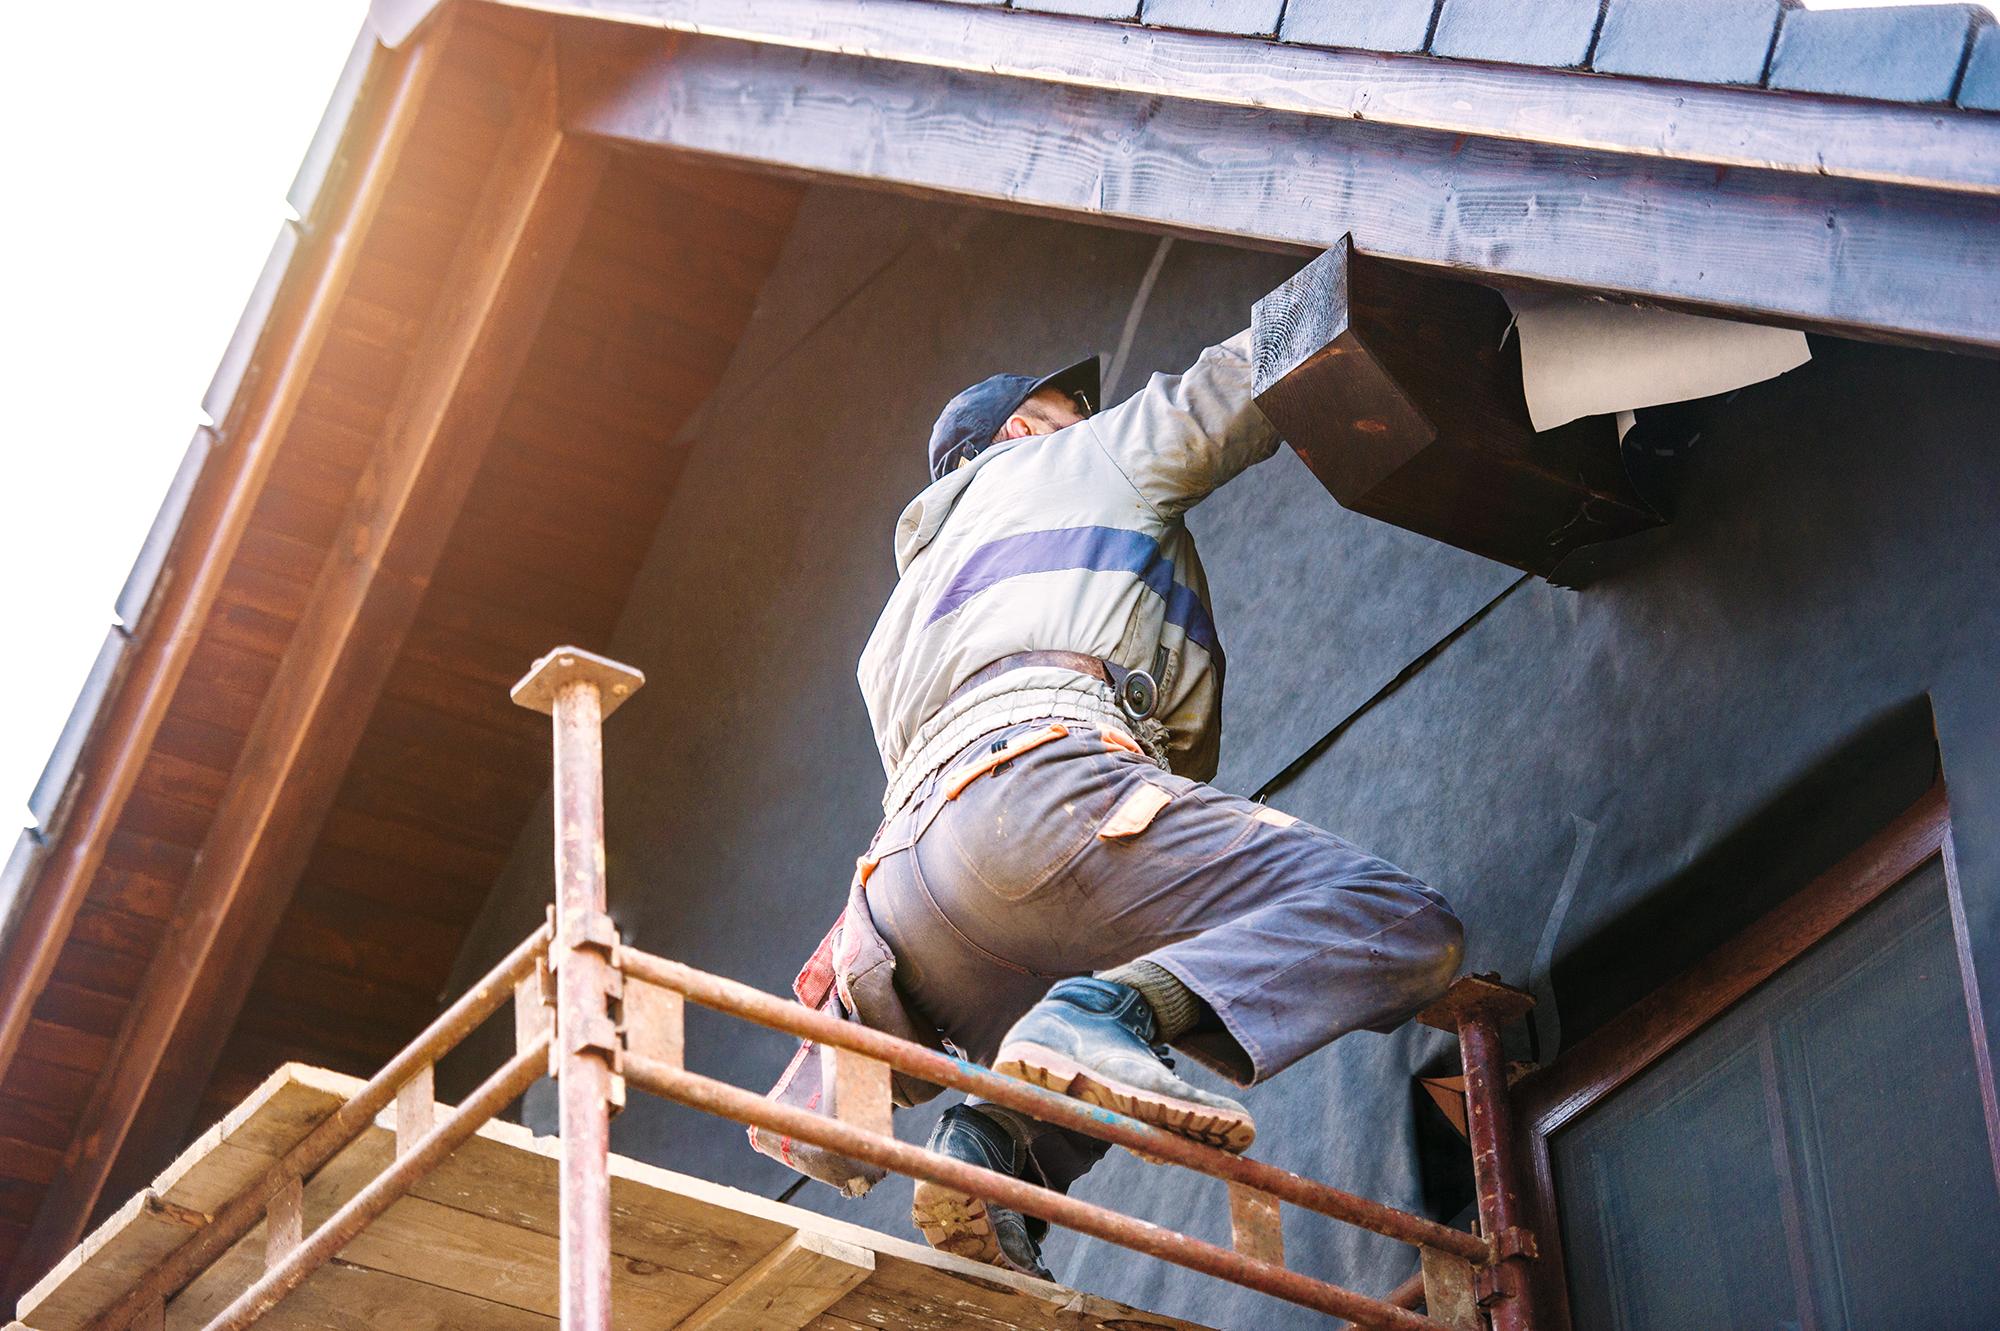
[1097, 959, 1204, 1042]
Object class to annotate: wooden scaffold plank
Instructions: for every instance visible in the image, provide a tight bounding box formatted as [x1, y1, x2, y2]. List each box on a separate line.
[19, 1066, 1218, 1331]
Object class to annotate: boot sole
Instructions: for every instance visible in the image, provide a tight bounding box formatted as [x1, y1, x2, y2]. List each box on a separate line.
[911, 1178, 1002, 1264]
[993, 1041, 1257, 1154]
[910, 1179, 1046, 1278]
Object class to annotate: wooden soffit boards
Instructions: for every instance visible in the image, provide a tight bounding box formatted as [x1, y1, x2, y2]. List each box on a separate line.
[5, 36, 609, 1293]
[20, 1064, 1216, 1331]
[0, 20, 448, 1182]
[531, 0, 2000, 355]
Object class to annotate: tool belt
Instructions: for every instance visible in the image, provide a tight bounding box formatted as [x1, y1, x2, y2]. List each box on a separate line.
[948, 648, 1160, 720]
[879, 648, 1171, 813]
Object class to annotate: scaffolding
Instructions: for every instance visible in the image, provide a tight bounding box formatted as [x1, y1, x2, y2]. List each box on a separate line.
[59, 646, 1541, 1331]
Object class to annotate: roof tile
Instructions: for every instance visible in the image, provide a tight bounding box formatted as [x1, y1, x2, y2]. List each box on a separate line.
[1958, 17, 2000, 110]
[28, 627, 131, 836]
[0, 828, 46, 943]
[1139, 0, 1285, 37]
[115, 427, 216, 633]
[1593, 0, 1785, 86]
[1280, 0, 1441, 53]
[1017, 0, 1142, 16]
[201, 220, 300, 434]
[1767, 3, 1986, 104]
[1428, 0, 1602, 67]
[287, 28, 377, 224]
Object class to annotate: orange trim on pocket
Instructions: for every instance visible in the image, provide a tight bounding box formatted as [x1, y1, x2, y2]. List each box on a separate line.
[944, 723, 1070, 799]
[1103, 728, 1145, 756]
[1100, 782, 1174, 838]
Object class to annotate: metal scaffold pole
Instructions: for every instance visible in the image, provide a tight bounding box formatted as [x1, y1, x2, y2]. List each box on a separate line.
[512, 647, 646, 1331]
[1420, 976, 1540, 1331]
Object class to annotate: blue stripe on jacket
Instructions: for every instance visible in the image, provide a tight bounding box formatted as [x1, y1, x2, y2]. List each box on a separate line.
[925, 525, 1224, 672]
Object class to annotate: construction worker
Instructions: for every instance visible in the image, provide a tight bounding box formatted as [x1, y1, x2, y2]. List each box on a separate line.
[853, 330, 1465, 1278]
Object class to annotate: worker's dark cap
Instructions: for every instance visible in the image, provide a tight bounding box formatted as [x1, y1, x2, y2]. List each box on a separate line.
[926, 356, 1101, 481]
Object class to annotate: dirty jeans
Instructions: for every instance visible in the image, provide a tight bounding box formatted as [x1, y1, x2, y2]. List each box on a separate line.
[865, 718, 1464, 1193]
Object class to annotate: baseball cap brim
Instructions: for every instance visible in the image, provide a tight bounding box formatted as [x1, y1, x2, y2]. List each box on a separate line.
[1026, 356, 1101, 417]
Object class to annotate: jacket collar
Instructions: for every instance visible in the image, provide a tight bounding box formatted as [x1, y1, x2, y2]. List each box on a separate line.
[891, 436, 1026, 573]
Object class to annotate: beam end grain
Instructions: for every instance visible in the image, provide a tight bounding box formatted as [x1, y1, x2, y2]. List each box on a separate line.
[1252, 241, 1661, 576]
[673, 1231, 876, 1331]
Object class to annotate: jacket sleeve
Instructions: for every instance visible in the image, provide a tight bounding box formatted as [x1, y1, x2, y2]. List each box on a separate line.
[1084, 329, 1282, 518]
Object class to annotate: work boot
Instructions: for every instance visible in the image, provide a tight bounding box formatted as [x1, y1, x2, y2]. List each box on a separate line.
[994, 977, 1256, 1153]
[911, 1105, 1054, 1280]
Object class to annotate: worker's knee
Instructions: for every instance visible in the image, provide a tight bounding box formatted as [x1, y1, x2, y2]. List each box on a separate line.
[1388, 892, 1465, 1008]
[1415, 900, 1466, 993]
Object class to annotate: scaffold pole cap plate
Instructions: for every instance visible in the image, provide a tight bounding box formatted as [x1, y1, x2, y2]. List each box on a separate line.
[1416, 973, 1535, 1032]
[510, 645, 646, 717]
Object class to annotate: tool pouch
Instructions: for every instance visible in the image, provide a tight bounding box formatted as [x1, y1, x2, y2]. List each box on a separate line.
[749, 868, 947, 1196]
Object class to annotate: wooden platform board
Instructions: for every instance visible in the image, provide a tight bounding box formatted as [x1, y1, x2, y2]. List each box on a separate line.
[14, 1064, 1211, 1331]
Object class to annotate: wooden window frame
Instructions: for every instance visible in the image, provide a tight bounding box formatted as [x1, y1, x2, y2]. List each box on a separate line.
[1510, 781, 2000, 1329]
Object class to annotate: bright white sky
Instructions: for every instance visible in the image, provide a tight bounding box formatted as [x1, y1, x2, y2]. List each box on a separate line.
[0, 2, 369, 831]
[0, 0, 1986, 836]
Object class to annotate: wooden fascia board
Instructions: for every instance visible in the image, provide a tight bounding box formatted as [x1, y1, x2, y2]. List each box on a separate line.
[497, 0, 2000, 198]
[7, 47, 607, 1290]
[558, 21, 2000, 355]
[0, 33, 442, 1098]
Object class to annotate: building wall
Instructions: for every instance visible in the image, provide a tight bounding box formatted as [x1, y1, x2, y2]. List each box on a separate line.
[450, 183, 2000, 1328]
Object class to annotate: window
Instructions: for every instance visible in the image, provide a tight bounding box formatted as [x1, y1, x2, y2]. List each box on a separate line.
[1517, 788, 2000, 1330]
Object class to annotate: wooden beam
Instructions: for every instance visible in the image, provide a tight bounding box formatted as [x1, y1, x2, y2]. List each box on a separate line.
[508, 0, 2000, 197]
[0, 27, 442, 1100]
[1251, 240, 1660, 576]
[674, 1232, 876, 1331]
[558, 19, 2000, 355]
[6, 48, 606, 1291]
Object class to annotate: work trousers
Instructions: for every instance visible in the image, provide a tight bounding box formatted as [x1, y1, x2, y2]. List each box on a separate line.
[866, 718, 1463, 1193]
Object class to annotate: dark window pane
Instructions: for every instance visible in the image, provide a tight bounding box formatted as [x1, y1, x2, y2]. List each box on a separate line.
[1553, 858, 2000, 1331]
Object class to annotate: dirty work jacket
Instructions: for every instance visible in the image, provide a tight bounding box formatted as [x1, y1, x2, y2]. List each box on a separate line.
[859, 331, 1281, 815]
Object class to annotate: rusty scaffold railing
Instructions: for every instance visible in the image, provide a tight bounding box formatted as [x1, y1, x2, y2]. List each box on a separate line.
[80, 646, 1542, 1331]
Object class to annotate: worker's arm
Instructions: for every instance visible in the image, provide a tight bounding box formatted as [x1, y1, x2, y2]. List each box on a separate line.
[1083, 329, 1281, 519]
